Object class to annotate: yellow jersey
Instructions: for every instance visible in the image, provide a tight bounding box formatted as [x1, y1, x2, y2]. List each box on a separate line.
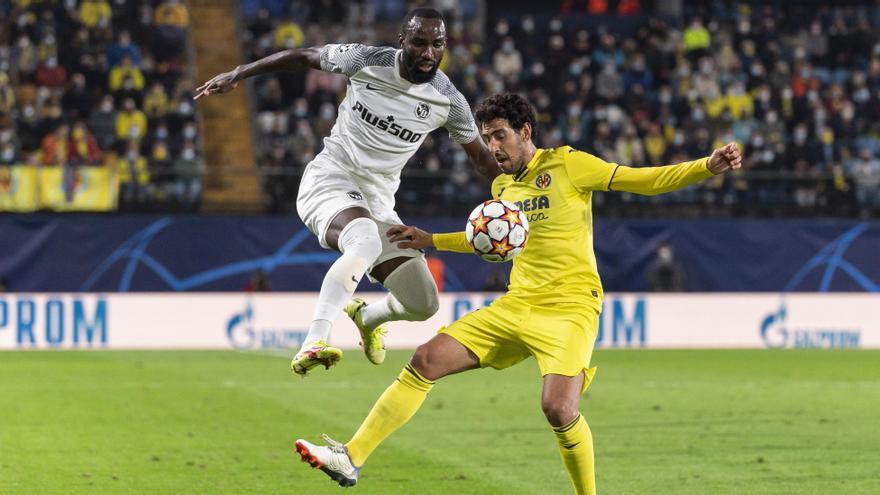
[434, 146, 713, 312]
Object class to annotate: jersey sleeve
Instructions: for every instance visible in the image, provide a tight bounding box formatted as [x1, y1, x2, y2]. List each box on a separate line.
[433, 232, 472, 253]
[443, 89, 480, 144]
[319, 43, 386, 77]
[608, 157, 713, 195]
[563, 148, 619, 193]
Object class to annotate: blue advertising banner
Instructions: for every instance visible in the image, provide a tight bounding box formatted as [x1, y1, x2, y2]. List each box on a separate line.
[0, 215, 876, 293]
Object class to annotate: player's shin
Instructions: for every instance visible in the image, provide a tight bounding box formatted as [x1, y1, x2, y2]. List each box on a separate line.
[345, 364, 434, 466]
[553, 414, 596, 495]
[300, 218, 382, 350]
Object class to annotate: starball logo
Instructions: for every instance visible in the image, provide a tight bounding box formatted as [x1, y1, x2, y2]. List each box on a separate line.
[352, 101, 423, 143]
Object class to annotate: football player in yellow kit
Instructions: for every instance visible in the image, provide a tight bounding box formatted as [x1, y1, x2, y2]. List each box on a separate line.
[294, 93, 742, 493]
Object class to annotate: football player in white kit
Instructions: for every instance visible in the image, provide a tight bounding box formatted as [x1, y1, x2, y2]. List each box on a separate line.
[195, 8, 499, 375]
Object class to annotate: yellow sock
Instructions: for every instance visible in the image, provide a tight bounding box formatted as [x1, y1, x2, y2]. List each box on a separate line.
[346, 364, 434, 466]
[553, 414, 596, 495]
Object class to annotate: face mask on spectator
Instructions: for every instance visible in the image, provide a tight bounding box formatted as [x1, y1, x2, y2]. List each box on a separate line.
[23, 106, 35, 118]
[1, 147, 14, 162]
[183, 125, 197, 140]
[127, 150, 139, 160]
[794, 127, 808, 144]
[182, 149, 195, 160]
[658, 246, 673, 264]
[178, 101, 193, 114]
[320, 106, 335, 120]
[157, 127, 169, 139]
[101, 99, 113, 112]
[549, 19, 562, 32]
[64, 0, 76, 9]
[0, 130, 11, 143]
[522, 18, 535, 33]
[128, 126, 140, 138]
[502, 40, 514, 53]
[124, 78, 134, 90]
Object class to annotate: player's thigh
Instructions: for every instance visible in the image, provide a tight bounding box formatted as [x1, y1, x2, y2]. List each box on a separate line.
[410, 333, 480, 381]
[296, 157, 372, 250]
[439, 295, 531, 371]
[541, 372, 586, 427]
[521, 304, 599, 395]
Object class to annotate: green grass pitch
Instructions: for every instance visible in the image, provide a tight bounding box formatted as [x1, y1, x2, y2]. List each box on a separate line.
[1, 350, 878, 494]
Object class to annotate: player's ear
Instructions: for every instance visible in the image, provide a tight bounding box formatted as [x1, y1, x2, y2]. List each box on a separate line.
[520, 122, 533, 142]
[398, 33, 405, 47]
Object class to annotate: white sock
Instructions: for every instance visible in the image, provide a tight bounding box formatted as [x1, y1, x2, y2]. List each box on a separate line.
[362, 258, 439, 329]
[299, 218, 382, 352]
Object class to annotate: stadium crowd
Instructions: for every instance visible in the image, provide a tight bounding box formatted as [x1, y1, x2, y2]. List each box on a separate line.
[0, 0, 202, 211]
[241, 0, 880, 218]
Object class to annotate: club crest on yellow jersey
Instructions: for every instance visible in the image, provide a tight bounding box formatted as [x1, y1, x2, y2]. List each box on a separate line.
[535, 172, 551, 189]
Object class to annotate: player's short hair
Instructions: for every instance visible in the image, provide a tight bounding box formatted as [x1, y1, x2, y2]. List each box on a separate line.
[401, 7, 445, 34]
[475, 93, 538, 135]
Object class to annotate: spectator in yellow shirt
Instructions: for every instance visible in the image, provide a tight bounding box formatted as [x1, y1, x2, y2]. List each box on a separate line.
[109, 56, 145, 92]
[0, 72, 15, 116]
[274, 19, 305, 49]
[155, 0, 190, 29]
[725, 82, 754, 120]
[115, 98, 148, 141]
[79, 0, 112, 29]
[118, 141, 150, 205]
[143, 83, 170, 120]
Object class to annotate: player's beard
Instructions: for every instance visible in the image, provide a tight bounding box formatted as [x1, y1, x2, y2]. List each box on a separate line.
[403, 53, 439, 84]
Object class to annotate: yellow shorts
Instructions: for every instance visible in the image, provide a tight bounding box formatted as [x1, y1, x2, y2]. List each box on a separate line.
[439, 294, 599, 393]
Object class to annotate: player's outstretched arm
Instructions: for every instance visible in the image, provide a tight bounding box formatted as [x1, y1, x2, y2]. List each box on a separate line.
[461, 138, 502, 181]
[609, 142, 742, 195]
[194, 47, 322, 99]
[387, 225, 472, 253]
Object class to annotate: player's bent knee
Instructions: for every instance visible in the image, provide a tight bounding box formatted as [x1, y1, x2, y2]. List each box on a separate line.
[541, 400, 579, 427]
[409, 344, 431, 374]
[384, 258, 440, 321]
[338, 217, 382, 261]
[409, 343, 441, 381]
[404, 289, 439, 321]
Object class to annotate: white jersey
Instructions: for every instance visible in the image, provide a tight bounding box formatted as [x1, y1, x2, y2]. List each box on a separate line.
[317, 43, 479, 178]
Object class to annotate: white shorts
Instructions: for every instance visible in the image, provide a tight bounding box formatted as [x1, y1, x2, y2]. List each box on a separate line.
[296, 153, 424, 271]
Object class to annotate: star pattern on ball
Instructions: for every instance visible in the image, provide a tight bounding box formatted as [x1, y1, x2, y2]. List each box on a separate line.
[490, 238, 513, 258]
[501, 205, 523, 229]
[470, 213, 490, 236]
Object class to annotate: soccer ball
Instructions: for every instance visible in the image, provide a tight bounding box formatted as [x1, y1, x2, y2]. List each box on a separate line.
[465, 199, 529, 263]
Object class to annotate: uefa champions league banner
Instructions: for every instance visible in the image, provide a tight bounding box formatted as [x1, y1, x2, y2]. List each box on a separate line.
[0, 293, 876, 351]
[1, 216, 878, 293]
